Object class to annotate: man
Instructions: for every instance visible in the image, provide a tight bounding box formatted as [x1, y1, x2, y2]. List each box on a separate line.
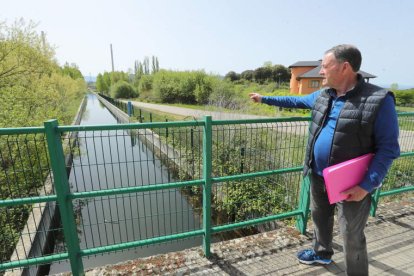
[249, 44, 400, 275]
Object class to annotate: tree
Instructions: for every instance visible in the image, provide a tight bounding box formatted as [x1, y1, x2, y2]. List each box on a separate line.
[151, 56, 159, 74]
[224, 71, 240, 82]
[98, 72, 111, 94]
[240, 70, 254, 81]
[271, 64, 290, 85]
[61, 62, 83, 80]
[96, 73, 105, 92]
[0, 19, 55, 90]
[390, 83, 399, 91]
[110, 71, 129, 84]
[263, 61, 273, 68]
[0, 19, 86, 127]
[254, 66, 272, 83]
[143, 56, 150, 75]
[0, 19, 86, 261]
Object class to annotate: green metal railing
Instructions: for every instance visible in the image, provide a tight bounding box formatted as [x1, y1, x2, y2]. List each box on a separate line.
[1, 109, 413, 275]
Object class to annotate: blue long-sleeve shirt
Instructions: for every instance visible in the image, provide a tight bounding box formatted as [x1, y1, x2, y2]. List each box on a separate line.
[261, 90, 400, 193]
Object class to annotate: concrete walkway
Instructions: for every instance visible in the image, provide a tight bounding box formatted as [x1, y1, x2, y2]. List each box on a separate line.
[84, 197, 414, 275]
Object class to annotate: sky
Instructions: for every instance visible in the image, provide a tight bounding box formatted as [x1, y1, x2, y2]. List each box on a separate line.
[2, 0, 414, 88]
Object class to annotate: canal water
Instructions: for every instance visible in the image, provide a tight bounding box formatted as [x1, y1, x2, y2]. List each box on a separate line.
[48, 94, 202, 274]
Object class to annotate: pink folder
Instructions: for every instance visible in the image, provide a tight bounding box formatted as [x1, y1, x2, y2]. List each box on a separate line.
[322, 153, 374, 204]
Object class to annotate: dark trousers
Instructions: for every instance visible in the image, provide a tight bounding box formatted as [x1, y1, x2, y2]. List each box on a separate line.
[310, 172, 371, 276]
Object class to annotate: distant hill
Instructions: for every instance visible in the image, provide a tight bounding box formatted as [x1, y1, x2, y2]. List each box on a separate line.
[372, 83, 413, 90]
[84, 76, 96, 83]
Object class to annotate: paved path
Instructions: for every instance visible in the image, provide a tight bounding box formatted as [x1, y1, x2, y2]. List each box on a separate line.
[84, 197, 414, 275]
[128, 101, 269, 120]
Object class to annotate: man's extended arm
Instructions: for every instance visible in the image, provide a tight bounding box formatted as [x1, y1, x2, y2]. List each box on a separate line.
[250, 90, 321, 109]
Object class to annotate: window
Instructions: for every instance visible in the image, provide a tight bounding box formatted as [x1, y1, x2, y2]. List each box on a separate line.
[309, 80, 320, 88]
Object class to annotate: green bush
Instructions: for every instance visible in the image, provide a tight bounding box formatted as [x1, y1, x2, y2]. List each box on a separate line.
[138, 74, 153, 92]
[208, 79, 240, 109]
[111, 81, 138, 99]
[152, 70, 214, 104]
[395, 89, 414, 106]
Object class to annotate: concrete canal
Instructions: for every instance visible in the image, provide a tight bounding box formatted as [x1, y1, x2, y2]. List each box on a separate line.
[48, 94, 202, 274]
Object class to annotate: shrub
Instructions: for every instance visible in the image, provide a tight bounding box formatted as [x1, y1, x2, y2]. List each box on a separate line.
[208, 79, 240, 109]
[111, 81, 138, 99]
[152, 70, 214, 104]
[138, 74, 153, 92]
[395, 89, 414, 106]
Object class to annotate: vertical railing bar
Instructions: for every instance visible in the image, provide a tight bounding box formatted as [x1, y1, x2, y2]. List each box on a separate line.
[93, 129, 110, 246]
[180, 127, 186, 236]
[150, 129, 161, 238]
[8, 135, 32, 259]
[136, 130, 148, 240]
[162, 125, 172, 237]
[115, 130, 129, 244]
[6, 136, 22, 198]
[44, 120, 84, 275]
[86, 130, 102, 248]
[202, 116, 212, 257]
[136, 133, 145, 242]
[158, 126, 167, 237]
[122, 130, 135, 242]
[33, 133, 45, 195]
[129, 130, 140, 242]
[100, 130, 116, 244]
[15, 136, 31, 194]
[76, 131, 94, 252]
[143, 130, 155, 240]
[184, 127, 191, 230]
[23, 134, 37, 195]
[171, 127, 179, 234]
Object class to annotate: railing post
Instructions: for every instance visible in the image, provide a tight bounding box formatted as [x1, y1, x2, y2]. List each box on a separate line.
[296, 174, 311, 234]
[202, 116, 212, 257]
[44, 120, 84, 276]
[127, 101, 132, 117]
[370, 187, 381, 217]
[165, 118, 169, 138]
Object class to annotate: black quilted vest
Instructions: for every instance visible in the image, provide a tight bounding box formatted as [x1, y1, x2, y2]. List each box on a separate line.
[303, 76, 394, 176]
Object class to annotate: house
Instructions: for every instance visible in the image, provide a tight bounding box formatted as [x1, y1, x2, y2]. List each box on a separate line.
[289, 60, 376, 94]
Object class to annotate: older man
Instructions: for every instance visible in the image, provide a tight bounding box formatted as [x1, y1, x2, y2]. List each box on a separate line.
[249, 44, 400, 275]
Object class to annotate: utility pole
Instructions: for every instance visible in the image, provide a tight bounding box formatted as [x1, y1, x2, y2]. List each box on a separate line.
[110, 44, 115, 72]
[41, 31, 47, 54]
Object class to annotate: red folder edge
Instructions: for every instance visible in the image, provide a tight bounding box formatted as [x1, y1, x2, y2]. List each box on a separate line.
[322, 153, 374, 204]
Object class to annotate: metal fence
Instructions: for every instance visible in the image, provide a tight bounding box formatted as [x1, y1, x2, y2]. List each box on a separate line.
[98, 93, 168, 123]
[1, 111, 414, 275]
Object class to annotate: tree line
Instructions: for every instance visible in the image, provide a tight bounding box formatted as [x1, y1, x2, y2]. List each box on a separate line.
[95, 58, 294, 111]
[224, 62, 291, 85]
[0, 19, 86, 127]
